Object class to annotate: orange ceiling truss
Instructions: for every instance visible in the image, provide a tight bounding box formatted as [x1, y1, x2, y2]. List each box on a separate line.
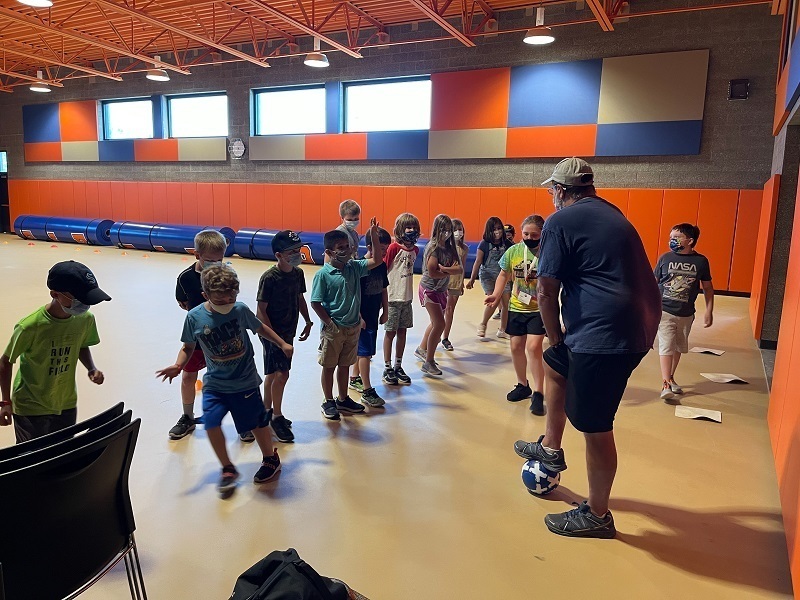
[0, 0, 776, 92]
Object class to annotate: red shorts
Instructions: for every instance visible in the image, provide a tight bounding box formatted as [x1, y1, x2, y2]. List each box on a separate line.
[184, 346, 206, 373]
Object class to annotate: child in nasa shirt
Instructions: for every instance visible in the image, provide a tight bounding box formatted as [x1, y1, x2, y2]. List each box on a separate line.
[653, 223, 714, 402]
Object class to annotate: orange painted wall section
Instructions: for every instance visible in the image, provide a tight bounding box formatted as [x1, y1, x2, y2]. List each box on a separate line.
[430, 68, 511, 131]
[24, 143, 62, 163]
[750, 175, 781, 338]
[506, 125, 597, 159]
[8, 179, 761, 293]
[58, 100, 98, 142]
[305, 134, 367, 160]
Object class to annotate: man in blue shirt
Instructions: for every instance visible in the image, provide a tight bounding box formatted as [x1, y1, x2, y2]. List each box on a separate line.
[514, 158, 660, 538]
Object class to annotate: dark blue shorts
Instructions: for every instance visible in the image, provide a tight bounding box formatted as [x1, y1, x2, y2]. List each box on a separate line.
[357, 329, 378, 357]
[262, 339, 292, 375]
[202, 387, 269, 434]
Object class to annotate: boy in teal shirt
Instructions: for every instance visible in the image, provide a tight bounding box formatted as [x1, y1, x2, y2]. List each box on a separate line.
[0, 261, 111, 443]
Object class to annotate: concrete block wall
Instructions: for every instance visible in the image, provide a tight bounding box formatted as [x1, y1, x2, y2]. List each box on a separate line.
[0, 4, 781, 190]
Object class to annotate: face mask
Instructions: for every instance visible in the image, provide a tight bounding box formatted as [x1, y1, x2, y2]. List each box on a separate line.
[453, 231, 464, 241]
[441, 231, 452, 241]
[669, 239, 684, 253]
[332, 250, 350, 265]
[286, 254, 303, 267]
[402, 231, 420, 245]
[344, 220, 359, 230]
[524, 238, 540, 249]
[208, 301, 235, 315]
[62, 298, 90, 316]
[202, 260, 223, 271]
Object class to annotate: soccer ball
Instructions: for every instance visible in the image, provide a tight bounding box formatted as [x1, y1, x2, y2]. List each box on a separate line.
[521, 459, 561, 496]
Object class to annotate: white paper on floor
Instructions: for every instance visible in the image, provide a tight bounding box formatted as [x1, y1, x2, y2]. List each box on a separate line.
[690, 347, 726, 356]
[700, 372, 748, 384]
[675, 405, 723, 422]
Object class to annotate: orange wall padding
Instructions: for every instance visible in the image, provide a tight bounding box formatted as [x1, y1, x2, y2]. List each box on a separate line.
[750, 175, 781, 338]
[767, 173, 800, 598]
[8, 179, 763, 293]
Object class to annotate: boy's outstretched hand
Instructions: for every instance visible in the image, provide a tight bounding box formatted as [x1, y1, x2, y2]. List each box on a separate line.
[298, 321, 313, 341]
[156, 364, 182, 383]
[87, 369, 105, 385]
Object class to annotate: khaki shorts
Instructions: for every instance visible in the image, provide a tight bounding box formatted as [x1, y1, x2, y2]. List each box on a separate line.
[657, 311, 694, 355]
[319, 322, 360, 368]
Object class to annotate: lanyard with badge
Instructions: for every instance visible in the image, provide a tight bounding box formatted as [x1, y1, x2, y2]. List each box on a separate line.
[515, 246, 535, 306]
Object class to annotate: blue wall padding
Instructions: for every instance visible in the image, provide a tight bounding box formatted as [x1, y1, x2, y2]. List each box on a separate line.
[326, 82, 341, 134]
[367, 131, 430, 159]
[508, 60, 603, 127]
[151, 224, 236, 257]
[98, 140, 136, 162]
[22, 104, 61, 143]
[13, 215, 114, 245]
[595, 120, 703, 156]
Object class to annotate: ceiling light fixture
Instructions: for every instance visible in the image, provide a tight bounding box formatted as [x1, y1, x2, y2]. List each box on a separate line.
[146, 55, 170, 82]
[17, 0, 53, 8]
[29, 70, 51, 93]
[304, 38, 329, 68]
[524, 7, 555, 45]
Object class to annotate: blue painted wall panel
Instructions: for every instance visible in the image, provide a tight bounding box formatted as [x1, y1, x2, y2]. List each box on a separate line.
[508, 60, 603, 127]
[98, 140, 136, 161]
[595, 120, 703, 156]
[367, 131, 429, 159]
[22, 104, 61, 143]
[326, 81, 341, 134]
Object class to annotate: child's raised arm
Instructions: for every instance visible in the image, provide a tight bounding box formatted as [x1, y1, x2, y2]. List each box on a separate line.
[366, 217, 383, 270]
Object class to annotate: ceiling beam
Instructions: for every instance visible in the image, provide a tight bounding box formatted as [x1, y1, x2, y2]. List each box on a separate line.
[0, 5, 190, 74]
[585, 0, 615, 30]
[407, 0, 476, 47]
[1, 42, 123, 80]
[0, 66, 64, 86]
[91, 0, 270, 68]
[238, 0, 362, 58]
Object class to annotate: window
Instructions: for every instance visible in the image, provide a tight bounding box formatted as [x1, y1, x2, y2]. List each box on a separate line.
[254, 86, 326, 135]
[102, 99, 154, 140]
[168, 93, 228, 138]
[345, 78, 431, 133]
[0, 152, 7, 174]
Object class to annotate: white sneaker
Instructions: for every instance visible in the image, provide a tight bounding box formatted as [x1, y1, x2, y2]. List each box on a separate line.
[496, 329, 510, 339]
[669, 379, 683, 394]
[660, 382, 676, 403]
[477, 323, 487, 337]
[414, 347, 427, 362]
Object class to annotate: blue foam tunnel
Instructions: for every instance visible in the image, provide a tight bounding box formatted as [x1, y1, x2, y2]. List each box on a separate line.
[14, 215, 114, 245]
[110, 221, 156, 251]
[151, 224, 236, 257]
[234, 228, 320, 265]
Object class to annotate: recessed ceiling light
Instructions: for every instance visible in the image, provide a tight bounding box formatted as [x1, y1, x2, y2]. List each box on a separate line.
[17, 0, 53, 8]
[30, 70, 51, 92]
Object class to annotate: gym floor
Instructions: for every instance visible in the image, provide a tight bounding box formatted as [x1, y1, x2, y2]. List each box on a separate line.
[0, 235, 792, 599]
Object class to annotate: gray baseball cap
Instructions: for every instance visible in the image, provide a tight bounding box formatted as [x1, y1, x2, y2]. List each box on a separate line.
[542, 157, 594, 186]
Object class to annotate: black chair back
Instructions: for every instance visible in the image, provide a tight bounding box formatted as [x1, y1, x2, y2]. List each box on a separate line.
[0, 411, 132, 474]
[0, 418, 141, 600]
[0, 402, 125, 461]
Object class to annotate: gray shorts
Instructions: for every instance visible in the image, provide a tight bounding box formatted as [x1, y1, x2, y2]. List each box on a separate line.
[657, 311, 695, 355]
[13, 407, 78, 444]
[385, 300, 413, 331]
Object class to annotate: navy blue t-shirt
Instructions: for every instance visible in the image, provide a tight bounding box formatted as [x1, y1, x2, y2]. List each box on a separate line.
[536, 196, 660, 354]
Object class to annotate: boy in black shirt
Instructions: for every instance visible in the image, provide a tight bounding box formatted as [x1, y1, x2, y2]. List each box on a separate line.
[170, 230, 227, 440]
[256, 231, 313, 442]
[654, 223, 714, 402]
[349, 228, 390, 407]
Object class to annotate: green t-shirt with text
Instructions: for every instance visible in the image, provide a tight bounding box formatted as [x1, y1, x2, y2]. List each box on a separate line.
[4, 306, 100, 416]
[498, 242, 540, 313]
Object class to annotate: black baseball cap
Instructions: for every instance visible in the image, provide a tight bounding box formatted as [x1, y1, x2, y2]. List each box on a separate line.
[47, 261, 111, 305]
[271, 230, 304, 254]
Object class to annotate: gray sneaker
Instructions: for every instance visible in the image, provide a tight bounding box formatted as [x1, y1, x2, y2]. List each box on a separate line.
[361, 387, 386, 407]
[513, 435, 567, 472]
[668, 378, 683, 394]
[321, 400, 341, 421]
[169, 414, 196, 440]
[660, 382, 677, 403]
[421, 361, 443, 377]
[545, 501, 616, 539]
[414, 347, 427, 362]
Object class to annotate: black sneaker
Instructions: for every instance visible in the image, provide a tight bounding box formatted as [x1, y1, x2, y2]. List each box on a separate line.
[513, 435, 568, 472]
[253, 450, 281, 483]
[169, 414, 196, 440]
[271, 415, 295, 443]
[239, 430, 255, 443]
[361, 387, 386, 408]
[394, 366, 412, 385]
[336, 396, 366, 414]
[507, 382, 532, 402]
[321, 400, 340, 421]
[382, 367, 399, 385]
[217, 465, 239, 494]
[530, 392, 545, 416]
[544, 501, 616, 539]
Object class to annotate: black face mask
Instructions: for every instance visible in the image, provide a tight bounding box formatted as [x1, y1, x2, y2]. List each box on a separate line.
[523, 238, 540, 249]
[402, 231, 420, 244]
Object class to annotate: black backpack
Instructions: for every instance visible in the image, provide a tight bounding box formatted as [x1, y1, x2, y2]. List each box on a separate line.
[229, 548, 351, 600]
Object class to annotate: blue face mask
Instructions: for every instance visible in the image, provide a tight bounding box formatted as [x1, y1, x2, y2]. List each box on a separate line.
[669, 239, 684, 253]
[402, 231, 420, 245]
